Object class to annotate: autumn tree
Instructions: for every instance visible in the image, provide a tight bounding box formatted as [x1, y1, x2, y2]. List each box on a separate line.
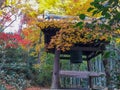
[25, 0, 101, 52]
[78, 0, 120, 89]
[0, 1, 35, 89]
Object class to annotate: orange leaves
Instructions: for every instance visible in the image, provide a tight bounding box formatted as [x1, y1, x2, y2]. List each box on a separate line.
[19, 39, 31, 47]
[22, 28, 33, 36]
[22, 25, 44, 54]
[37, 19, 111, 51]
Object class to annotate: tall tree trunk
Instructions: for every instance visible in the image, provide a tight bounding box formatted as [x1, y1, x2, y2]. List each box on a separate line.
[18, 13, 25, 34]
[37, 52, 41, 63]
[51, 50, 60, 89]
[37, 30, 42, 63]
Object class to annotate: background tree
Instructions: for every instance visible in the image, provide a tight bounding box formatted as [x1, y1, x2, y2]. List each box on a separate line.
[78, 0, 120, 89]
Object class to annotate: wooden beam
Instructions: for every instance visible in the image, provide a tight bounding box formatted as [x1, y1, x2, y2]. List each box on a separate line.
[71, 46, 105, 51]
[87, 51, 102, 60]
[51, 50, 61, 89]
[60, 57, 70, 60]
[87, 59, 93, 89]
[59, 70, 105, 78]
[60, 56, 86, 60]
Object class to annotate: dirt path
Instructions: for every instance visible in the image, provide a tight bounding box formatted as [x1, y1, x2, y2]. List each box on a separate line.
[6, 85, 49, 90]
[25, 87, 49, 90]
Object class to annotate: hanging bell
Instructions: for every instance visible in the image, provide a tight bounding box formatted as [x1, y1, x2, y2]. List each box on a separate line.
[70, 50, 82, 63]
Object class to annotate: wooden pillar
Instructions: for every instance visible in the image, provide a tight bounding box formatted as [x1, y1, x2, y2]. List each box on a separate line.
[102, 53, 112, 90]
[87, 59, 92, 89]
[51, 50, 60, 89]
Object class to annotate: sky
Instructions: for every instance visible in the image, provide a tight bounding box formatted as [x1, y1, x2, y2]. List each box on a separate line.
[4, 0, 38, 33]
[4, 16, 21, 33]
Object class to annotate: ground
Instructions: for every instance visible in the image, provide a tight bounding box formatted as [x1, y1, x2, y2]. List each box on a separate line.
[6, 85, 49, 90]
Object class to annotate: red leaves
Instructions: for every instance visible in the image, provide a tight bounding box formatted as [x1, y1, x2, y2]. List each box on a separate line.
[3, 14, 12, 22]
[19, 39, 31, 47]
[0, 32, 31, 49]
[6, 43, 17, 48]
[0, 32, 8, 40]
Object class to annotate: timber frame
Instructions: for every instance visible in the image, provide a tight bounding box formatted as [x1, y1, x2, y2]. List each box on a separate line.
[50, 49, 106, 89]
[41, 26, 108, 89]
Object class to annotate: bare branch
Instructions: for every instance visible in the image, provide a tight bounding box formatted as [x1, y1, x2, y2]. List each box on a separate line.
[2, 15, 17, 31]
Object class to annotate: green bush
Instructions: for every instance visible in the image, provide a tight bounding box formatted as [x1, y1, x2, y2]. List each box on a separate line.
[0, 47, 34, 89]
[32, 53, 54, 87]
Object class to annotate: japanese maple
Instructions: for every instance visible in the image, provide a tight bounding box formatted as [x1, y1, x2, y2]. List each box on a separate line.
[0, 32, 31, 49]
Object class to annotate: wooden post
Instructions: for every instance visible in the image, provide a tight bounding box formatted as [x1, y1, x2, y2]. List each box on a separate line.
[103, 59, 112, 90]
[51, 50, 60, 89]
[102, 53, 112, 90]
[87, 59, 92, 89]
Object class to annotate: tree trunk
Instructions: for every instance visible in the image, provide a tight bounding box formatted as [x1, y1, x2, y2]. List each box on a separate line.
[51, 50, 60, 89]
[37, 52, 41, 63]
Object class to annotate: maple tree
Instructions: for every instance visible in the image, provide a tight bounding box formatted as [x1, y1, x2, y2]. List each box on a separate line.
[0, 32, 32, 90]
[0, 32, 30, 49]
[0, 0, 32, 48]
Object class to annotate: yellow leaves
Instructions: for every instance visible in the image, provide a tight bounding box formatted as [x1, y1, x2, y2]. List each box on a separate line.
[100, 35, 107, 41]
[114, 29, 120, 34]
[22, 25, 45, 57]
[30, 52, 37, 57]
[35, 0, 98, 17]
[33, 64, 41, 69]
[37, 19, 112, 51]
[11, 0, 16, 5]
[5, 0, 17, 6]
[114, 29, 120, 44]
[37, 19, 72, 30]
[5, 0, 9, 6]
[0, 10, 3, 16]
[61, 0, 94, 16]
[37, 0, 60, 13]
[116, 38, 120, 44]
[35, 44, 43, 52]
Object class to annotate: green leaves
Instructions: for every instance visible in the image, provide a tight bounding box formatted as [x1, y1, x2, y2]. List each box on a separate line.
[77, 14, 86, 29]
[79, 14, 86, 20]
[99, 24, 111, 30]
[92, 10, 100, 16]
[76, 22, 83, 29]
[103, 51, 111, 59]
[104, 12, 111, 19]
[87, 7, 94, 12]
